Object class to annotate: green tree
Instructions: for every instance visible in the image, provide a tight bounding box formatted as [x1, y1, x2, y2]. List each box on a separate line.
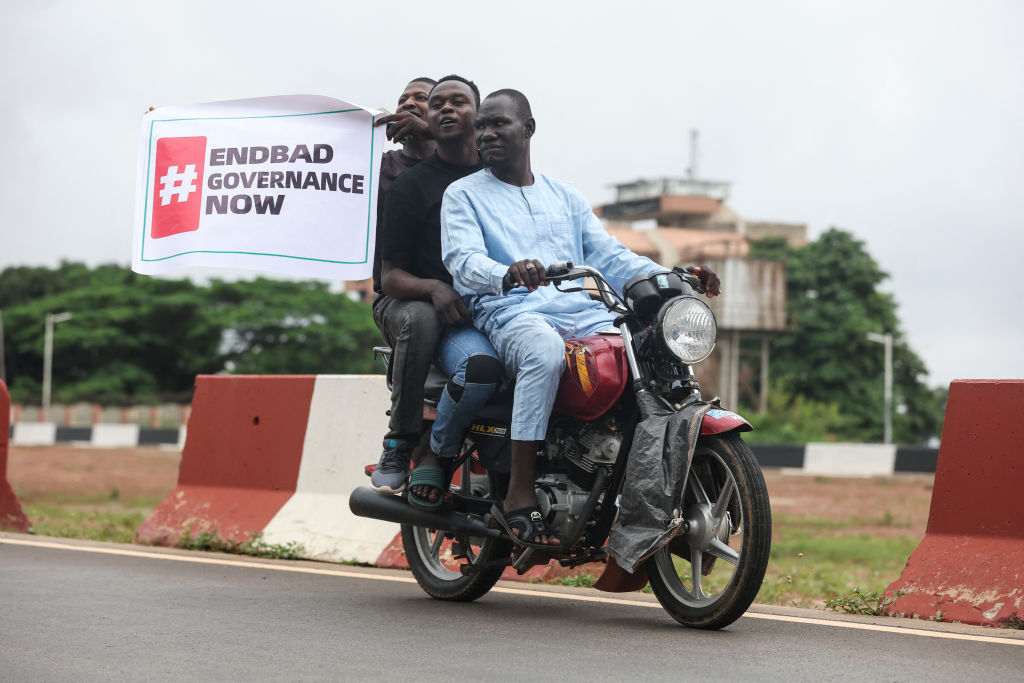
[751, 230, 945, 444]
[1, 263, 382, 404]
[207, 278, 381, 375]
[3, 266, 222, 403]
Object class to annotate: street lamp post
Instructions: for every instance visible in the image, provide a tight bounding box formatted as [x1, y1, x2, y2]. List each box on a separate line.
[42, 312, 72, 411]
[866, 331, 893, 444]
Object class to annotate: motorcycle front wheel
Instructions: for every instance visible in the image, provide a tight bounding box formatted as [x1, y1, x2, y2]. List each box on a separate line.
[402, 469, 513, 602]
[645, 432, 771, 630]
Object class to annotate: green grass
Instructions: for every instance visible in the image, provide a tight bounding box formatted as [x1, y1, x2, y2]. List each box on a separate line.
[177, 530, 305, 560]
[533, 524, 919, 610]
[22, 502, 151, 544]
[757, 530, 919, 607]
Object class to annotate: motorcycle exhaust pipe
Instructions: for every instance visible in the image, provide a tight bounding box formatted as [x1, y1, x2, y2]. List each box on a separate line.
[349, 486, 501, 539]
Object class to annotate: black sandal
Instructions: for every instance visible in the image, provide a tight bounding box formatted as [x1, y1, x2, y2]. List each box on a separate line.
[490, 503, 561, 549]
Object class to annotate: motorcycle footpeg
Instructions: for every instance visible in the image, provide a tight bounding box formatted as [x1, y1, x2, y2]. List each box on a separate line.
[459, 563, 483, 576]
[451, 541, 469, 560]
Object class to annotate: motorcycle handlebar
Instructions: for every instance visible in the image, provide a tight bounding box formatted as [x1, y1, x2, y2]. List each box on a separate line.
[544, 261, 574, 279]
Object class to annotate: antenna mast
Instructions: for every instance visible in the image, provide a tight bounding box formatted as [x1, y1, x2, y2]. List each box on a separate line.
[687, 129, 699, 180]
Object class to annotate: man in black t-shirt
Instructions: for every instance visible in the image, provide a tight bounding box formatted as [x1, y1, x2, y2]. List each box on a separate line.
[370, 75, 502, 508]
[370, 77, 438, 294]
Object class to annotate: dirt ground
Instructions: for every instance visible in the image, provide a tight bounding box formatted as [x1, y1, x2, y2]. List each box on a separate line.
[6, 446, 183, 502]
[5, 444, 933, 539]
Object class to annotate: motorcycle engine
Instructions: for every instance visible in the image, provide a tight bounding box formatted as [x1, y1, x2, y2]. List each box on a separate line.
[534, 474, 593, 540]
[537, 422, 622, 538]
[545, 423, 622, 474]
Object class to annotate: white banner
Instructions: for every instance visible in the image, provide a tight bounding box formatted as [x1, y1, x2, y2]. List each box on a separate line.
[132, 95, 385, 280]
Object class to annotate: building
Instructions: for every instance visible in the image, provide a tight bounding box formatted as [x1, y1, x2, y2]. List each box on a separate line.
[597, 176, 805, 411]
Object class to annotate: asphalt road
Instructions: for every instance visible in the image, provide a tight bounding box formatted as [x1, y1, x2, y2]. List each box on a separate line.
[2, 534, 1022, 682]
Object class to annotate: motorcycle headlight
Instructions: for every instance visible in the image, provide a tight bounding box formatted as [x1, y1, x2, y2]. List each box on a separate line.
[656, 296, 717, 363]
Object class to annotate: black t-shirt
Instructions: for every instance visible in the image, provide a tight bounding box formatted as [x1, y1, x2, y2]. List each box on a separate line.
[372, 150, 424, 293]
[378, 153, 483, 286]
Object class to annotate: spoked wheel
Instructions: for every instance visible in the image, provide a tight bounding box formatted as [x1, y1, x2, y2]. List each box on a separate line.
[645, 433, 771, 629]
[402, 464, 512, 601]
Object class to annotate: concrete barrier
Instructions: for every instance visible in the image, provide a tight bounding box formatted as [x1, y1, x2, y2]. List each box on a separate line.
[260, 375, 396, 563]
[136, 375, 316, 545]
[136, 374, 400, 564]
[0, 381, 29, 531]
[802, 443, 897, 477]
[885, 380, 1024, 626]
[91, 423, 141, 448]
[11, 422, 57, 446]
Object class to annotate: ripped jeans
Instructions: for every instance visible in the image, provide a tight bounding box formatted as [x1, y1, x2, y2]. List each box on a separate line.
[430, 325, 502, 457]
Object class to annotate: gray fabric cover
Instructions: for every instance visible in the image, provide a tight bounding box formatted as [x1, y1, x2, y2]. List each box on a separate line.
[607, 390, 715, 573]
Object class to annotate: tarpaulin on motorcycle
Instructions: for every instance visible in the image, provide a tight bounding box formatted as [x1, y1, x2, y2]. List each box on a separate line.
[606, 390, 714, 574]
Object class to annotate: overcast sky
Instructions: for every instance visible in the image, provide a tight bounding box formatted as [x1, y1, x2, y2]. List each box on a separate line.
[2, 0, 1021, 388]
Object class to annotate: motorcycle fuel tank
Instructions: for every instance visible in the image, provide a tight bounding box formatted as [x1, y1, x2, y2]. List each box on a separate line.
[554, 335, 629, 421]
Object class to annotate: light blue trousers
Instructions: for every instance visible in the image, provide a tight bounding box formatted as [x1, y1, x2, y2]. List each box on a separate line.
[486, 308, 618, 441]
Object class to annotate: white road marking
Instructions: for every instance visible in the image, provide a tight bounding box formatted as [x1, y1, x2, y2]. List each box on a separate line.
[4, 536, 1022, 648]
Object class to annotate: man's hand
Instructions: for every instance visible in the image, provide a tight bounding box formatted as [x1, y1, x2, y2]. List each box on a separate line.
[504, 259, 549, 292]
[374, 111, 431, 143]
[429, 281, 470, 325]
[686, 265, 722, 297]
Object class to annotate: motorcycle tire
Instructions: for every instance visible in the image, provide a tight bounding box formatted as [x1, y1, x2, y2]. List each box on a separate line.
[402, 472, 513, 602]
[645, 432, 772, 630]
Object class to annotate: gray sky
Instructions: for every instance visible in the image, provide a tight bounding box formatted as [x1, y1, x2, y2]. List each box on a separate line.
[2, 0, 1021, 388]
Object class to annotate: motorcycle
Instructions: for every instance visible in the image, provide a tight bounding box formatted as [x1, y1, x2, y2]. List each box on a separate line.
[350, 262, 771, 630]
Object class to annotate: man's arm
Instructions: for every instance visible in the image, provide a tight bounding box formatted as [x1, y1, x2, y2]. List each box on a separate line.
[576, 195, 662, 294]
[373, 111, 431, 143]
[379, 184, 468, 325]
[441, 186, 508, 296]
[380, 261, 468, 325]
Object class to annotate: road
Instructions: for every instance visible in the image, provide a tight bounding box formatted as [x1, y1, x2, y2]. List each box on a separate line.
[2, 534, 1022, 682]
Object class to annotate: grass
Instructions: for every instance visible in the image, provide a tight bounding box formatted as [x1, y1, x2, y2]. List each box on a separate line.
[16, 489, 305, 560]
[178, 530, 305, 560]
[529, 513, 920, 609]
[757, 527, 919, 608]
[20, 489, 164, 544]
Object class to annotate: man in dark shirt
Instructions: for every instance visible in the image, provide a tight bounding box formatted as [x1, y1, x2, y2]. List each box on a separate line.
[370, 77, 438, 294]
[371, 75, 502, 508]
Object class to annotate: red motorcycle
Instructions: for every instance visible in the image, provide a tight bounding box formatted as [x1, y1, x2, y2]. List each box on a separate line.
[351, 263, 771, 629]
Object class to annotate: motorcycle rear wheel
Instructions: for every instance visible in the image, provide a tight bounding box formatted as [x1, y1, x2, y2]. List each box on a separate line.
[402, 471, 512, 602]
[645, 433, 771, 630]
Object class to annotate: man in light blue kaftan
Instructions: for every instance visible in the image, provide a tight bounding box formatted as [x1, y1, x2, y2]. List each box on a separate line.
[440, 88, 698, 548]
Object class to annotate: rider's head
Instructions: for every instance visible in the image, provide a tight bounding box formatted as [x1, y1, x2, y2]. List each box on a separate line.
[476, 89, 535, 172]
[427, 75, 480, 144]
[396, 78, 436, 121]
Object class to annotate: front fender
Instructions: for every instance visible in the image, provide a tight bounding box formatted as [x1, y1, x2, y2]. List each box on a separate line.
[700, 407, 753, 435]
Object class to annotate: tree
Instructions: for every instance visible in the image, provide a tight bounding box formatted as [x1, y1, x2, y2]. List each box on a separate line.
[0, 263, 382, 404]
[750, 230, 945, 444]
[207, 278, 382, 375]
[3, 265, 223, 403]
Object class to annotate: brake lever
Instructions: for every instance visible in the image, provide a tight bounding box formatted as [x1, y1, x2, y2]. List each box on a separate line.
[673, 267, 706, 294]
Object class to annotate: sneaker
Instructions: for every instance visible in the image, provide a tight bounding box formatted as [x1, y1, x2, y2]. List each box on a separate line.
[370, 438, 411, 493]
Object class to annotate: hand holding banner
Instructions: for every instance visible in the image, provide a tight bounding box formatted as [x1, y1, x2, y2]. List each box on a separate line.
[133, 95, 386, 280]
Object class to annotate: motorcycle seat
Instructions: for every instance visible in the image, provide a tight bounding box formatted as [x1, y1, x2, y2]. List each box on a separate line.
[374, 345, 513, 409]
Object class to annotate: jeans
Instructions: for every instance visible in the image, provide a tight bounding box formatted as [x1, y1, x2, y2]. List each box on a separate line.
[374, 295, 500, 455]
[430, 326, 501, 456]
[373, 296, 442, 442]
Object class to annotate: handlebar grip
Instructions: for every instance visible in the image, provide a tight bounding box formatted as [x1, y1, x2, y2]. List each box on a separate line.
[545, 261, 574, 278]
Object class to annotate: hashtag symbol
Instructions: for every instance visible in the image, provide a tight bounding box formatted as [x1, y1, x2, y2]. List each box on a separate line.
[158, 164, 199, 206]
